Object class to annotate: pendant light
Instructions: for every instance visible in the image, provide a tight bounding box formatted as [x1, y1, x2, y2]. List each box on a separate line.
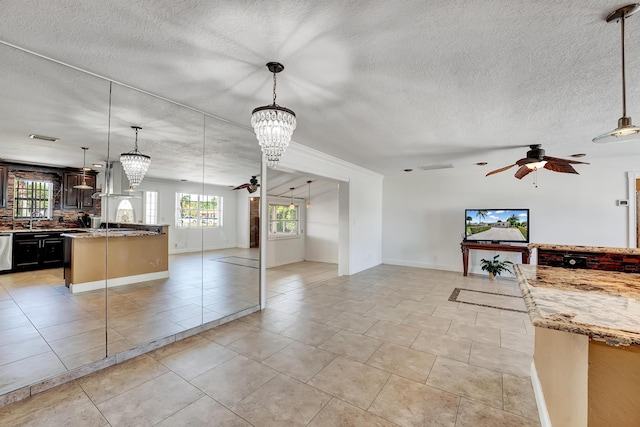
[120, 126, 151, 188]
[289, 187, 295, 209]
[306, 180, 312, 208]
[251, 62, 297, 169]
[73, 147, 93, 190]
[593, 4, 640, 143]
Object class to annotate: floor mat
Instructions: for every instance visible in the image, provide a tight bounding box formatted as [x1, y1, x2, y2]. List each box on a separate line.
[211, 256, 259, 269]
[448, 288, 527, 313]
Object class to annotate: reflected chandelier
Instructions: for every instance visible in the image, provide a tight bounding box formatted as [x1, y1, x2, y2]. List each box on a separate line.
[251, 62, 297, 169]
[120, 126, 151, 188]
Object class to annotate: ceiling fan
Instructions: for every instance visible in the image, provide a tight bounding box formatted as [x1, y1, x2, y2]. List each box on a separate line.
[232, 176, 260, 193]
[486, 145, 589, 179]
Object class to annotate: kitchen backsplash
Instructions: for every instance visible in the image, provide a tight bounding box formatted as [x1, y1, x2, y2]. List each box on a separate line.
[0, 165, 101, 231]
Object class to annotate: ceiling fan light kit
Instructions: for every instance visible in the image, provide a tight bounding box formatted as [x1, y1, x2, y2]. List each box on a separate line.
[251, 62, 297, 169]
[486, 145, 589, 180]
[593, 3, 640, 144]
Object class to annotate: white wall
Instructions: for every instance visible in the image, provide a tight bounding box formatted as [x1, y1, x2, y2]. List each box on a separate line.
[382, 158, 634, 277]
[305, 186, 339, 263]
[130, 178, 239, 254]
[280, 142, 383, 275]
[236, 190, 252, 249]
[265, 195, 306, 267]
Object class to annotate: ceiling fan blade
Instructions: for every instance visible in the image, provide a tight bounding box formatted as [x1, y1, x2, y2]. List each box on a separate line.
[515, 157, 542, 166]
[514, 165, 534, 179]
[544, 161, 579, 174]
[485, 164, 516, 177]
[232, 183, 250, 190]
[542, 156, 589, 165]
[247, 186, 257, 194]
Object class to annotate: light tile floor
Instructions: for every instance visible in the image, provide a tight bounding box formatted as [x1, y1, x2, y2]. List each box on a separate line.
[0, 264, 540, 426]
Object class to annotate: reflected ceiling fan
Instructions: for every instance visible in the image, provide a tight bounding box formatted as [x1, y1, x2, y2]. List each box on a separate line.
[486, 145, 589, 179]
[232, 176, 260, 193]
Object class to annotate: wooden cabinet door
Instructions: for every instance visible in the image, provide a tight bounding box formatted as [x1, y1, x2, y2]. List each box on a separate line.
[13, 239, 39, 269]
[63, 172, 95, 209]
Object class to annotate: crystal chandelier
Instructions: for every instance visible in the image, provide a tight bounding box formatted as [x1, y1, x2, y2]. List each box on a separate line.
[120, 126, 151, 188]
[251, 62, 297, 169]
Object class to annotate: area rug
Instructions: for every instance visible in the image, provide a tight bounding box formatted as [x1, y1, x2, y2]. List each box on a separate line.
[448, 288, 527, 313]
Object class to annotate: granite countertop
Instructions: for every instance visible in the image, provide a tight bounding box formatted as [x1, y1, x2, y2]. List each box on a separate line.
[5, 228, 90, 233]
[61, 230, 161, 239]
[516, 264, 640, 346]
[529, 243, 640, 255]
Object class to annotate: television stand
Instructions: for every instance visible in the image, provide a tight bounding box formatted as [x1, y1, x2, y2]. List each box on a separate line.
[460, 241, 531, 276]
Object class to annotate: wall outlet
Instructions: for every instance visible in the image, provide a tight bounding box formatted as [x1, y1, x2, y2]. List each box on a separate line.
[617, 200, 629, 206]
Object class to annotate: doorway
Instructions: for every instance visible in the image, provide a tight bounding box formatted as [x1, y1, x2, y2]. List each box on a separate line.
[250, 197, 260, 248]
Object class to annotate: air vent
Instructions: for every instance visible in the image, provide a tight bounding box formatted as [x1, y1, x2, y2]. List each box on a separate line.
[29, 134, 59, 142]
[417, 164, 454, 171]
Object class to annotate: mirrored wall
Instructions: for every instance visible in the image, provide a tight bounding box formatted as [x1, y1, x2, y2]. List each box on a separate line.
[0, 42, 261, 395]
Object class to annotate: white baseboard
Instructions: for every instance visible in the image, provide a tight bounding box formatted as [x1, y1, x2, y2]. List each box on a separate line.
[70, 271, 170, 293]
[531, 361, 552, 427]
[381, 258, 459, 272]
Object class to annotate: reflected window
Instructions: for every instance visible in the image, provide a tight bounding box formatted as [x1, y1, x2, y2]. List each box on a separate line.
[115, 199, 135, 223]
[176, 193, 222, 228]
[268, 204, 298, 235]
[144, 191, 158, 224]
[14, 180, 52, 219]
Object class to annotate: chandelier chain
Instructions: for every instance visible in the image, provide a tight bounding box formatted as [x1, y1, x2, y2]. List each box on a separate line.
[272, 72, 277, 105]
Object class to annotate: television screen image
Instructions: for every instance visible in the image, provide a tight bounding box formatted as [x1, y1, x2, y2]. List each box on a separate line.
[464, 209, 529, 243]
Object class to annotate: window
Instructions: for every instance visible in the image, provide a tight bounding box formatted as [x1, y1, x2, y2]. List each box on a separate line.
[144, 191, 158, 224]
[14, 180, 53, 219]
[268, 204, 298, 235]
[115, 199, 135, 223]
[176, 193, 222, 228]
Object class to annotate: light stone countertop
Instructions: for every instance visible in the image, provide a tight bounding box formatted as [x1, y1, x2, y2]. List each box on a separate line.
[515, 264, 640, 346]
[61, 230, 161, 239]
[529, 243, 640, 255]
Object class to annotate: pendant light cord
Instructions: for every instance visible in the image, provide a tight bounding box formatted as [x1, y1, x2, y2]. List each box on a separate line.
[134, 127, 139, 151]
[622, 15, 628, 117]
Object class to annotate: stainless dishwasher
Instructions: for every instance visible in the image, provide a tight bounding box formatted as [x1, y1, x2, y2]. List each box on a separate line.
[0, 233, 12, 271]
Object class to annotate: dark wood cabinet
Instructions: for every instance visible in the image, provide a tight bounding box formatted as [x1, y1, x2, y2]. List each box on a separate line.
[13, 232, 64, 271]
[63, 172, 96, 209]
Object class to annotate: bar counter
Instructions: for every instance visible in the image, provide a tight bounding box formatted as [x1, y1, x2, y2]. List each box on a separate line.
[516, 264, 640, 427]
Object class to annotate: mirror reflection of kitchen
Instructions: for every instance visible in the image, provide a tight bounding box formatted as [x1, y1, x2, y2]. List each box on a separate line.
[0, 42, 260, 395]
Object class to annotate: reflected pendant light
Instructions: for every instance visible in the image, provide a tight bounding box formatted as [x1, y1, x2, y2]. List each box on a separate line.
[289, 187, 295, 209]
[251, 62, 297, 169]
[73, 147, 93, 190]
[306, 180, 312, 208]
[120, 126, 151, 188]
[593, 4, 640, 143]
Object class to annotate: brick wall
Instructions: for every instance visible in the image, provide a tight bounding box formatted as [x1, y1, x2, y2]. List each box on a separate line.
[0, 165, 100, 231]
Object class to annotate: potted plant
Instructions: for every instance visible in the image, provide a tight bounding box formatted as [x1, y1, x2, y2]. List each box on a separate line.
[480, 254, 513, 280]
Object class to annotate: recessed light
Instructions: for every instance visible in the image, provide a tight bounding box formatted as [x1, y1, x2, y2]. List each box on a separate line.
[29, 134, 59, 142]
[570, 153, 587, 158]
[82, 167, 92, 171]
[92, 163, 103, 168]
[476, 162, 488, 166]
[404, 168, 413, 172]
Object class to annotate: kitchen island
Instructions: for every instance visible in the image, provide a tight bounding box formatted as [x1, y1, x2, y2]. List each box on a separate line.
[62, 226, 169, 293]
[516, 264, 640, 427]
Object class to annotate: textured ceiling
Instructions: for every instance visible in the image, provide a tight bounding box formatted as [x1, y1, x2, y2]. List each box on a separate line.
[2, 0, 640, 183]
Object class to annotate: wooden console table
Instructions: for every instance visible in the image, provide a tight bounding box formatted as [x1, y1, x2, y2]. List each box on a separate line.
[460, 241, 530, 276]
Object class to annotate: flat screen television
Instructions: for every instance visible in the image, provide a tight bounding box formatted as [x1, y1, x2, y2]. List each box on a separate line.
[464, 209, 529, 243]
